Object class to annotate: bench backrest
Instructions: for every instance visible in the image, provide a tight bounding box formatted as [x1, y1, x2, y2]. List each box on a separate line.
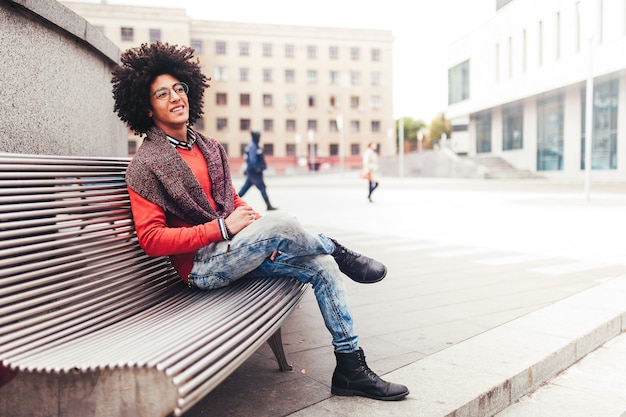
[0, 153, 182, 363]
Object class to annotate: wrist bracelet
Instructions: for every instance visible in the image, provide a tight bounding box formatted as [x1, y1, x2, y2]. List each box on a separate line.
[217, 218, 231, 241]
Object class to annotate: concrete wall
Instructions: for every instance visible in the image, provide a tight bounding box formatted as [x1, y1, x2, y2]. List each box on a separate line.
[0, 0, 126, 157]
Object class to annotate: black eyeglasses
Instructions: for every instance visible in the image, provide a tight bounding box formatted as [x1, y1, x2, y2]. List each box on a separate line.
[153, 82, 189, 101]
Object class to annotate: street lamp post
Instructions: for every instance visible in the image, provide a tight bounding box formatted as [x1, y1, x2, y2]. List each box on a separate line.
[307, 129, 315, 172]
[336, 115, 344, 171]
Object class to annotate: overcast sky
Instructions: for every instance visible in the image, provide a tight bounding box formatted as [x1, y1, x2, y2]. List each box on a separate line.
[84, 0, 495, 121]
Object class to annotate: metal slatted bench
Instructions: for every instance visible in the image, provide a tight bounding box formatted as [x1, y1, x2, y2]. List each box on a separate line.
[0, 153, 308, 417]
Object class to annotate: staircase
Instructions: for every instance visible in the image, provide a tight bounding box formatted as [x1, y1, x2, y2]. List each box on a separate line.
[465, 156, 542, 179]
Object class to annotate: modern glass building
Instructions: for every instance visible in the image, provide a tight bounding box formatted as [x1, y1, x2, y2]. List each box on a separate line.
[447, 0, 626, 180]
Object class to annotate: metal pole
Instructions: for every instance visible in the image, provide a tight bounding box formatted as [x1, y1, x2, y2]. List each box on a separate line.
[584, 36, 593, 201]
[398, 118, 404, 178]
[337, 116, 344, 171]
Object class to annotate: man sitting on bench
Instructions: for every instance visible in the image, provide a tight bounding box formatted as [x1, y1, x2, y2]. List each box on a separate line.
[111, 42, 409, 401]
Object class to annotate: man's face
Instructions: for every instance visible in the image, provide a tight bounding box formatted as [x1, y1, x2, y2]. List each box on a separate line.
[148, 74, 189, 135]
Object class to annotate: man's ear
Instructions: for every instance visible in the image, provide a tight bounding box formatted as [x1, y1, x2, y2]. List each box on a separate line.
[148, 110, 153, 118]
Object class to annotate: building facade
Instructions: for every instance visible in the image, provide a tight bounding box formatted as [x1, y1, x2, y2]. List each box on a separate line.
[61, 1, 394, 173]
[447, 0, 626, 180]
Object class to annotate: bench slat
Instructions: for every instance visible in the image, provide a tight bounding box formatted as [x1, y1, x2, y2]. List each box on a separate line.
[0, 152, 307, 417]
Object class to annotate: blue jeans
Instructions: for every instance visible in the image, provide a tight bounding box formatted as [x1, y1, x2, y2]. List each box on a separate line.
[188, 212, 359, 353]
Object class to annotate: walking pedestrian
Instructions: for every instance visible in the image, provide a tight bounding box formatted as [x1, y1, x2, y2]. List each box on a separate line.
[362, 141, 381, 202]
[111, 42, 409, 401]
[238, 130, 277, 211]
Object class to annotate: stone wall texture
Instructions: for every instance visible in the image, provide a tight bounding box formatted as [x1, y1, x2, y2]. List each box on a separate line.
[0, 0, 126, 157]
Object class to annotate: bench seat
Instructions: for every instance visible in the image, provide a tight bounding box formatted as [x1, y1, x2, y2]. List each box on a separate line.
[0, 153, 307, 417]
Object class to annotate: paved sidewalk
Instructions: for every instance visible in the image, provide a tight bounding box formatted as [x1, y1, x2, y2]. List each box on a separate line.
[496, 331, 626, 417]
[184, 173, 626, 417]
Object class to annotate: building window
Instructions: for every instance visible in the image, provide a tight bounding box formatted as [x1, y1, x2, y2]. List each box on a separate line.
[308, 95, 316, 108]
[215, 41, 227, 55]
[121, 27, 133, 41]
[263, 94, 273, 106]
[307, 70, 318, 83]
[307, 120, 317, 132]
[191, 39, 203, 53]
[239, 67, 250, 82]
[262, 43, 273, 57]
[216, 93, 227, 106]
[217, 118, 228, 131]
[286, 94, 297, 110]
[350, 47, 360, 60]
[214, 67, 228, 81]
[194, 118, 204, 131]
[329, 46, 339, 59]
[538, 20, 543, 67]
[476, 111, 492, 153]
[350, 120, 360, 133]
[329, 96, 337, 108]
[502, 103, 523, 150]
[350, 96, 360, 109]
[330, 144, 339, 156]
[508, 36, 513, 78]
[286, 143, 296, 156]
[263, 119, 274, 132]
[581, 77, 618, 170]
[350, 71, 361, 85]
[285, 44, 295, 58]
[537, 95, 563, 171]
[448, 60, 469, 104]
[149, 29, 161, 42]
[555, 11, 561, 60]
[329, 70, 340, 84]
[371, 95, 381, 109]
[240, 119, 250, 131]
[128, 140, 137, 155]
[285, 69, 295, 82]
[286, 119, 296, 132]
[239, 42, 249, 56]
[240, 93, 250, 106]
[263, 68, 273, 82]
[371, 72, 381, 85]
[329, 119, 338, 132]
[495, 43, 500, 83]
[350, 143, 360, 156]
[371, 48, 381, 61]
[371, 121, 381, 132]
[307, 45, 317, 58]
[263, 143, 274, 156]
[522, 29, 527, 72]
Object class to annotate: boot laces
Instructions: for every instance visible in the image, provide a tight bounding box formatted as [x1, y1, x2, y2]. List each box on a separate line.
[335, 245, 359, 266]
[357, 353, 378, 380]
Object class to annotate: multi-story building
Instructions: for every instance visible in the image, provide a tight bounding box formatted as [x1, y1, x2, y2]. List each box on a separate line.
[62, 2, 394, 173]
[447, 0, 626, 180]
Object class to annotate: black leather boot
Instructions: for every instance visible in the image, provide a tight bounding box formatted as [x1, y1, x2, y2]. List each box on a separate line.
[331, 348, 409, 401]
[330, 238, 387, 283]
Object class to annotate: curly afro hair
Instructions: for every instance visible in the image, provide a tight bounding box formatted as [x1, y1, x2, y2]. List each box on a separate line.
[111, 42, 210, 135]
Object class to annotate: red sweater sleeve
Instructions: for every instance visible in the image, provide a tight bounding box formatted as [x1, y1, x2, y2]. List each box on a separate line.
[128, 187, 222, 257]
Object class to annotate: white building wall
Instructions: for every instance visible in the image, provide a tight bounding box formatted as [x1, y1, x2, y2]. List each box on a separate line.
[447, 0, 626, 180]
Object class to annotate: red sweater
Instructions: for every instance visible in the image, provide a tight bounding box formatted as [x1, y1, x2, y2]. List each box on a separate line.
[128, 146, 255, 283]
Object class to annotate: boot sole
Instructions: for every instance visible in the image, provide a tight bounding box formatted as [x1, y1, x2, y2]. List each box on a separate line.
[331, 386, 409, 401]
[357, 265, 387, 284]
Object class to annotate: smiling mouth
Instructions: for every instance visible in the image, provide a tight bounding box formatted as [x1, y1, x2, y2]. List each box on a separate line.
[171, 105, 184, 112]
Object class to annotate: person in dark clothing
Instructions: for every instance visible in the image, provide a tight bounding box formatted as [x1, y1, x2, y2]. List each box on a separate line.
[238, 131, 277, 211]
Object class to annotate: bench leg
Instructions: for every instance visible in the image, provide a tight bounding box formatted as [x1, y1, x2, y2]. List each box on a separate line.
[267, 328, 293, 372]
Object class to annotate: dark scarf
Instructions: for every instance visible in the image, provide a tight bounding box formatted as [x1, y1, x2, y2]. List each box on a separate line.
[126, 126, 235, 225]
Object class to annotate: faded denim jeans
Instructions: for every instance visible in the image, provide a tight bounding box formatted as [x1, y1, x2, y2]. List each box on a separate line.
[188, 211, 358, 353]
